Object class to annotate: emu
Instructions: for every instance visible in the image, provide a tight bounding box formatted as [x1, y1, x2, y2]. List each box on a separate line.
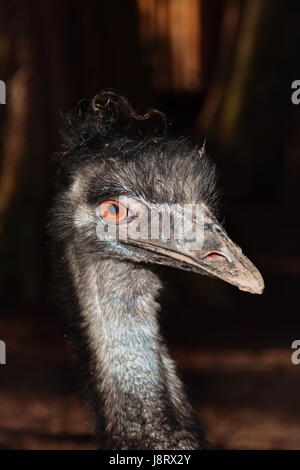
[50, 91, 264, 450]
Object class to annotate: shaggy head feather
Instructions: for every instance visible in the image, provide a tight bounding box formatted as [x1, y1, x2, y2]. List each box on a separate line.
[54, 91, 218, 213]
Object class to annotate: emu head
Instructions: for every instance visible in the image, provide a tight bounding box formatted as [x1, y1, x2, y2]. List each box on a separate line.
[53, 91, 264, 295]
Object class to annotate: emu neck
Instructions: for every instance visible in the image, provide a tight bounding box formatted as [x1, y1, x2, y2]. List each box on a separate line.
[68, 245, 206, 450]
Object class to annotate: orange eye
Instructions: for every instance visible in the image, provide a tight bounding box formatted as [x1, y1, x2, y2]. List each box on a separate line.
[99, 200, 128, 222]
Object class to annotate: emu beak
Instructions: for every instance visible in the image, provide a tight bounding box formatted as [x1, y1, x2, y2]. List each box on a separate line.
[125, 206, 264, 295]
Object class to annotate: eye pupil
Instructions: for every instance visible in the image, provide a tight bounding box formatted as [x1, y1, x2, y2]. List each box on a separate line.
[108, 204, 119, 215]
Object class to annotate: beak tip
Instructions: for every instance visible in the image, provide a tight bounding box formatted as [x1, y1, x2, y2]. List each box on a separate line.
[254, 272, 265, 295]
[238, 275, 265, 295]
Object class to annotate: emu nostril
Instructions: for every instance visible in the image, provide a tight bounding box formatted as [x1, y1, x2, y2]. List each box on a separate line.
[204, 252, 226, 260]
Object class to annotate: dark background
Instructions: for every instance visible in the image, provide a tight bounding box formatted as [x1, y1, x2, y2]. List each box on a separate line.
[0, 0, 300, 449]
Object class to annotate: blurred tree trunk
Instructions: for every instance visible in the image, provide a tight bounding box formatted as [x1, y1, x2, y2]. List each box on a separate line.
[196, 0, 300, 202]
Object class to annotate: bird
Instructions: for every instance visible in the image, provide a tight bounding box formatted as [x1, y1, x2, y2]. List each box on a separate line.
[50, 90, 264, 450]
